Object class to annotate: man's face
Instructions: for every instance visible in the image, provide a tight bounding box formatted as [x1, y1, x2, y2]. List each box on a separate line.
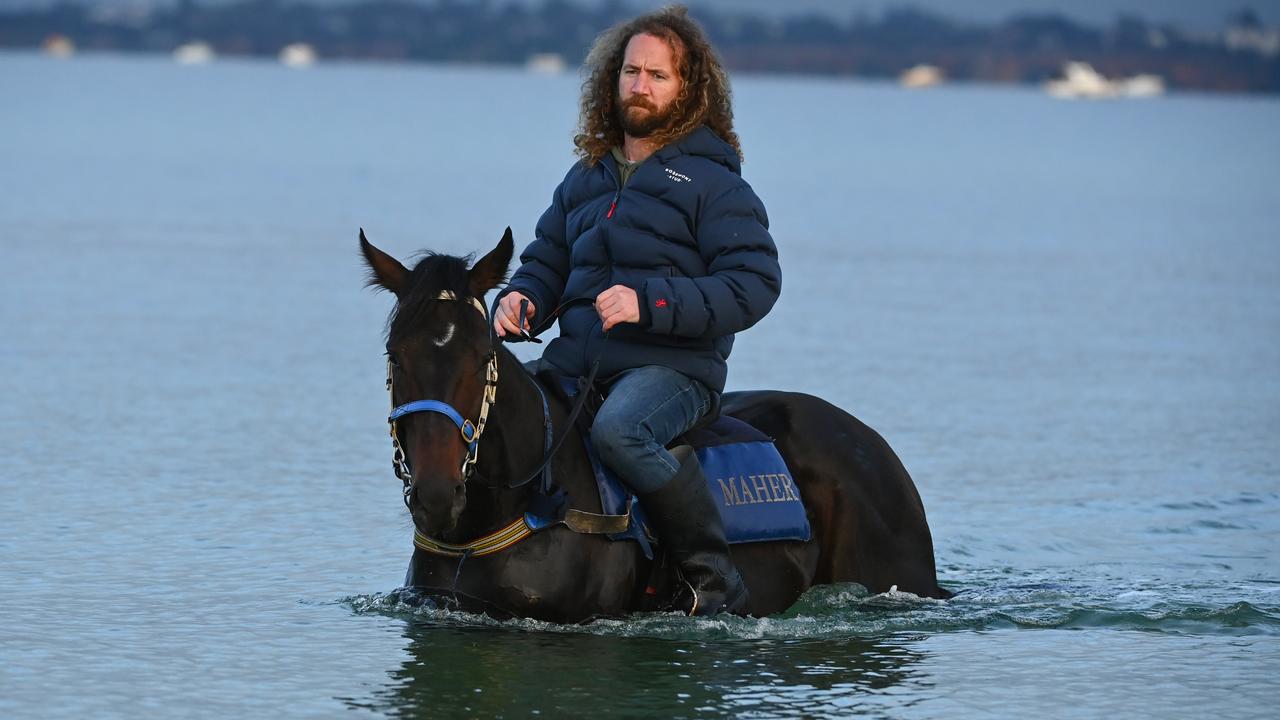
[617, 32, 683, 139]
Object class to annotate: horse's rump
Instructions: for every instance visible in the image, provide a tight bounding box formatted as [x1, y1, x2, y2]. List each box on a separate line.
[723, 390, 950, 599]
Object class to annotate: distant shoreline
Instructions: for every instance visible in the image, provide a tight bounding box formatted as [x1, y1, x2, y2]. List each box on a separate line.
[4, 0, 1278, 95]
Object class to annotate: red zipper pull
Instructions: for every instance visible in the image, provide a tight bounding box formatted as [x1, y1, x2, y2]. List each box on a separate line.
[606, 190, 620, 219]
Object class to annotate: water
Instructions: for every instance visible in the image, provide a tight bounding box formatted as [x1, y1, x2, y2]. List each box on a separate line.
[2, 52, 1278, 718]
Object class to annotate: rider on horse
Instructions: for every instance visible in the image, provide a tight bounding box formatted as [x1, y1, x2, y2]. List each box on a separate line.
[493, 6, 781, 616]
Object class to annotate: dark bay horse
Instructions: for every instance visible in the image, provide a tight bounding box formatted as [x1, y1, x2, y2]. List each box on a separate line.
[361, 229, 949, 622]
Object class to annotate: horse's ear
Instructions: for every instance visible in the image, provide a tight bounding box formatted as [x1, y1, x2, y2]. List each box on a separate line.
[468, 227, 514, 297]
[359, 228, 408, 296]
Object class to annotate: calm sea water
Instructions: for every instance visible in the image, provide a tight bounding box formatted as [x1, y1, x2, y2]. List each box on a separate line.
[2, 52, 1278, 718]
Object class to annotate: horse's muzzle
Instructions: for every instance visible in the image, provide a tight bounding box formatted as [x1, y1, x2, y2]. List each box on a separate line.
[409, 476, 467, 535]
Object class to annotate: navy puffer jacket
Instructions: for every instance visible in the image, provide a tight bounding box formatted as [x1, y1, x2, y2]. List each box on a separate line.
[502, 126, 781, 393]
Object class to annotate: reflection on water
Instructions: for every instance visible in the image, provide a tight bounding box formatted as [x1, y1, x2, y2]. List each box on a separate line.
[341, 574, 1280, 716]
[359, 621, 925, 718]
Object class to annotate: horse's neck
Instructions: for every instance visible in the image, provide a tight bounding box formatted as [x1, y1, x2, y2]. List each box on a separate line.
[448, 348, 567, 539]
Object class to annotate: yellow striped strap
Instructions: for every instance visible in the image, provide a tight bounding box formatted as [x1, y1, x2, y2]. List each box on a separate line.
[411, 504, 633, 558]
[412, 516, 532, 558]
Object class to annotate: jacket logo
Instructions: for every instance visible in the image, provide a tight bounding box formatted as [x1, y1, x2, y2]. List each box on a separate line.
[654, 298, 668, 308]
[664, 168, 692, 183]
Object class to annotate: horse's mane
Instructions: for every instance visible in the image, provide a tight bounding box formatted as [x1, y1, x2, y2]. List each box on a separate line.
[385, 252, 475, 342]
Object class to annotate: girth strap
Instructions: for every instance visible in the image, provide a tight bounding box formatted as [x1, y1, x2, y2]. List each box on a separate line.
[563, 502, 632, 534]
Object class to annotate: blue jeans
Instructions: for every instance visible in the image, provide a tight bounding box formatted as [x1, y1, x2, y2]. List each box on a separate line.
[591, 366, 712, 494]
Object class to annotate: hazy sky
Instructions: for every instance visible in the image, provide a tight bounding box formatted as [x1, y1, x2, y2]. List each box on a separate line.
[2, 0, 1276, 30]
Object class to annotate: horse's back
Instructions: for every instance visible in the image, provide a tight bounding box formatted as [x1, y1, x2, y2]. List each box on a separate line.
[722, 390, 949, 599]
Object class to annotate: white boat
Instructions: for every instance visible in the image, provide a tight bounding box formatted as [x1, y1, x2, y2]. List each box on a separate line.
[279, 43, 317, 68]
[1044, 61, 1165, 100]
[173, 41, 215, 65]
[1044, 61, 1118, 99]
[1119, 74, 1165, 98]
[899, 64, 944, 89]
[42, 34, 75, 58]
[525, 53, 567, 74]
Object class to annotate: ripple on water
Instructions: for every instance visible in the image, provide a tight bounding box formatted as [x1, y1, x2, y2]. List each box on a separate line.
[345, 579, 1280, 640]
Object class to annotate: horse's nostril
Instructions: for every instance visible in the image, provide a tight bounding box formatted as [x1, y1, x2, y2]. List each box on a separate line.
[453, 483, 465, 497]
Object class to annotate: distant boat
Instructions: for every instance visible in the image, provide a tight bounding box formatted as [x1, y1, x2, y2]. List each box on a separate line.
[1044, 61, 1165, 99]
[42, 34, 75, 58]
[279, 43, 317, 68]
[525, 53, 567, 74]
[1044, 61, 1117, 99]
[1119, 74, 1165, 98]
[899, 64, 944, 89]
[173, 41, 215, 65]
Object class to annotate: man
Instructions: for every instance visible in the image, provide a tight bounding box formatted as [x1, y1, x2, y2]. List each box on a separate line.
[493, 6, 780, 616]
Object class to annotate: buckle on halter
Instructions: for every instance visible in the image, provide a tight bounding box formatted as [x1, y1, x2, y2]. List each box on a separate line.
[461, 419, 478, 444]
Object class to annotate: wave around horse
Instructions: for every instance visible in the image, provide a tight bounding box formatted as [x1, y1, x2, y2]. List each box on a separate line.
[361, 228, 950, 622]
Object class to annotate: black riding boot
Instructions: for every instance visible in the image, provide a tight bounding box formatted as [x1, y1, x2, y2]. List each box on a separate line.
[638, 446, 749, 616]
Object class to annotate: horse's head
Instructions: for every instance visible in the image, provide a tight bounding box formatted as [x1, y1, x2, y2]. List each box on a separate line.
[360, 228, 513, 536]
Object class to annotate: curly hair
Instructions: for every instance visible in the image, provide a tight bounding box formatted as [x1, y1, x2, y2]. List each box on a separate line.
[574, 5, 741, 165]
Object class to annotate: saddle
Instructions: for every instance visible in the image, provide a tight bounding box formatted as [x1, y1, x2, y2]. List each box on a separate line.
[535, 369, 812, 555]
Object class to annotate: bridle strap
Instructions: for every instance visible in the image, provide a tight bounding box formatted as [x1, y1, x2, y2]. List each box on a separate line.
[389, 400, 478, 448]
[387, 290, 497, 502]
[445, 291, 488, 320]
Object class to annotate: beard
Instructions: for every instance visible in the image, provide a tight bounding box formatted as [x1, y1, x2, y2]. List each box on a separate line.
[618, 97, 678, 138]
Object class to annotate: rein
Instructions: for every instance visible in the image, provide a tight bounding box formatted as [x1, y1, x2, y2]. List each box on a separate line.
[386, 290, 622, 559]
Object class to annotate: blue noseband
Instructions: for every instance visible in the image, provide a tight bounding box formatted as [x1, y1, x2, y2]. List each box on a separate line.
[384, 291, 495, 494]
[388, 400, 479, 449]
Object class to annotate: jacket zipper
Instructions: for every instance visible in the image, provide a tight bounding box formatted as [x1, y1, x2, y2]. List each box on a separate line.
[604, 157, 622, 219]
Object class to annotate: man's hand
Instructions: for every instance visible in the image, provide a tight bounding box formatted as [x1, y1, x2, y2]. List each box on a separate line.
[595, 285, 640, 331]
[495, 291, 535, 337]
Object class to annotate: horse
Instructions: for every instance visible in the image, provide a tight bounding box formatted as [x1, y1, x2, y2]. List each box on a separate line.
[360, 228, 950, 622]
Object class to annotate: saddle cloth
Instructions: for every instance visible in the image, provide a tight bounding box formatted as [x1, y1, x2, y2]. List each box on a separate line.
[550, 374, 812, 547]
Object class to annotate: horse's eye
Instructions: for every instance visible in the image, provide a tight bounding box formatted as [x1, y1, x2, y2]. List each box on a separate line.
[386, 352, 400, 368]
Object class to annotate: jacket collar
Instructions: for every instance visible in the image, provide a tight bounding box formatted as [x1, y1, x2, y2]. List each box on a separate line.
[653, 126, 741, 175]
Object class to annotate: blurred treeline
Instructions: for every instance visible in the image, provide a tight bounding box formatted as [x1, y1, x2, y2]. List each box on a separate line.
[3, 0, 1277, 93]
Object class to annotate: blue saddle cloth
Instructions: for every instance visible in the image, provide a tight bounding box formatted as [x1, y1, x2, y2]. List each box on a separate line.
[555, 376, 812, 549]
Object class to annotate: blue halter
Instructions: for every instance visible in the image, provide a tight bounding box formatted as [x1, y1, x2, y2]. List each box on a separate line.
[388, 400, 478, 450]
[384, 291, 496, 497]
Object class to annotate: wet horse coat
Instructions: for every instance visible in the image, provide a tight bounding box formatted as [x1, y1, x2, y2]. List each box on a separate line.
[361, 229, 949, 622]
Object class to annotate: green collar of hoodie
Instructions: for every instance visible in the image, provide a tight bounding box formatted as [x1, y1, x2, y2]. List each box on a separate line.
[610, 146, 642, 187]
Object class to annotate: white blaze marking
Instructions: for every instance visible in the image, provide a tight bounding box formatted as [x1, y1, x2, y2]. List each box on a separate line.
[433, 323, 455, 347]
